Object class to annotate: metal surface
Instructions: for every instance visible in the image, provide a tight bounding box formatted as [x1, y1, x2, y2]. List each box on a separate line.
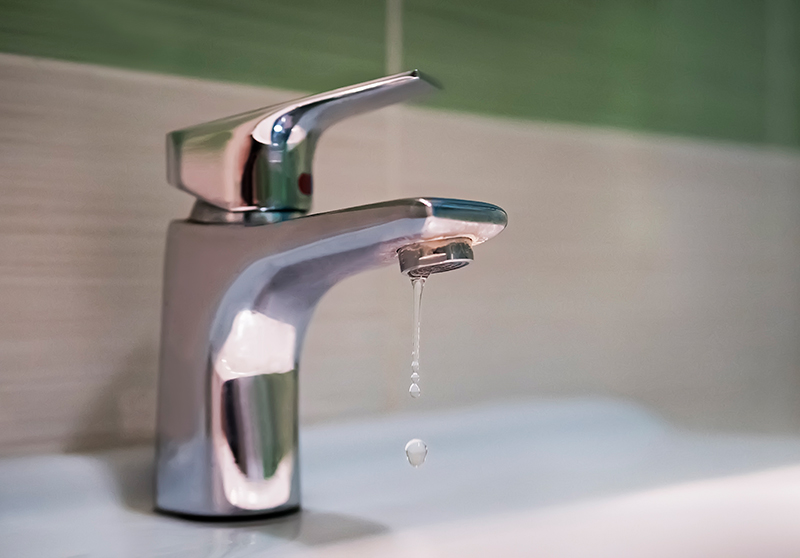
[188, 200, 304, 225]
[156, 197, 507, 518]
[157, 72, 507, 519]
[398, 238, 474, 278]
[166, 70, 438, 215]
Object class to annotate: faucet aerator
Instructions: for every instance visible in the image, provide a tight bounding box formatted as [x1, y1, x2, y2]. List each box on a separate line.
[398, 238, 474, 278]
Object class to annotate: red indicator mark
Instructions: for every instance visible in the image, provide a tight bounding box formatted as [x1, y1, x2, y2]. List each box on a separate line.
[298, 173, 313, 196]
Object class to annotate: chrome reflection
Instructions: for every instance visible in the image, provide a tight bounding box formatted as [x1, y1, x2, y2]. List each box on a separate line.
[210, 310, 298, 511]
[215, 310, 296, 380]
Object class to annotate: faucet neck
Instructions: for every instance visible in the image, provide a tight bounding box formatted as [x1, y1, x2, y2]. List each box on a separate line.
[188, 200, 304, 225]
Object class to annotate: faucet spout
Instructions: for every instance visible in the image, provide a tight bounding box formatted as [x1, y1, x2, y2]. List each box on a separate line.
[155, 197, 506, 518]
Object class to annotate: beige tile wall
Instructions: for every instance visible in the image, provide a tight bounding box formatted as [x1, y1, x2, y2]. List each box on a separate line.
[1, 54, 800, 456]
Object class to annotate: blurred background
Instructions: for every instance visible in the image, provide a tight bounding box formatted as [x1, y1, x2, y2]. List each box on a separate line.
[0, 0, 799, 457]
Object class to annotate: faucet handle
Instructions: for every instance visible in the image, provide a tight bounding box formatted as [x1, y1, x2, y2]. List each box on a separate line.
[166, 70, 439, 216]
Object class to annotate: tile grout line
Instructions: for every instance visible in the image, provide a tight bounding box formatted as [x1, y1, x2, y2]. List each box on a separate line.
[383, 0, 405, 413]
[385, 0, 403, 75]
[764, 0, 799, 146]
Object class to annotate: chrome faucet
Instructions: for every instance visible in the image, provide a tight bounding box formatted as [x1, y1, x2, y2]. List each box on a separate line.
[155, 70, 507, 519]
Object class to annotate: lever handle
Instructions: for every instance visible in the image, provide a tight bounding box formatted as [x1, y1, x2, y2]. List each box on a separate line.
[166, 70, 439, 215]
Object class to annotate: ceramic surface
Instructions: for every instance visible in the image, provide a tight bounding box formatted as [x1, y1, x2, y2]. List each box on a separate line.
[3, 398, 800, 557]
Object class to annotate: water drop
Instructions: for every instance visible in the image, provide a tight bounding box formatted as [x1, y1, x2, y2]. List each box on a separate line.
[404, 279, 427, 465]
[405, 438, 428, 467]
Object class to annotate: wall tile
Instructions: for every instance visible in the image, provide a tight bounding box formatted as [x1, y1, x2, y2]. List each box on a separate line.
[1, 54, 800, 456]
[0, 0, 386, 93]
[404, 0, 799, 147]
[2, 1, 798, 147]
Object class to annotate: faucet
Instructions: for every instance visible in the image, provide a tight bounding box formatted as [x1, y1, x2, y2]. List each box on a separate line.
[155, 70, 507, 519]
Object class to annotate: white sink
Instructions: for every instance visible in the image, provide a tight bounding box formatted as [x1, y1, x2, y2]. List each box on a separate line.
[3, 398, 800, 557]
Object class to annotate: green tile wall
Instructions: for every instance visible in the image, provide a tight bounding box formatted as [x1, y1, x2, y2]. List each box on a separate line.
[0, 0, 386, 93]
[0, 0, 798, 147]
[405, 0, 800, 147]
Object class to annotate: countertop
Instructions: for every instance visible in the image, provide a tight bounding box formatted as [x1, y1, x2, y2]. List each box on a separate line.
[4, 398, 800, 557]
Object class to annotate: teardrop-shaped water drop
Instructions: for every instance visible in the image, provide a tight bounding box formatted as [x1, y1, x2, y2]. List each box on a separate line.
[410, 372, 420, 383]
[409, 383, 421, 398]
[405, 438, 428, 467]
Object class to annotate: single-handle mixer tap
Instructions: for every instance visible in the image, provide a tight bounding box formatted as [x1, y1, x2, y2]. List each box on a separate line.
[155, 70, 507, 518]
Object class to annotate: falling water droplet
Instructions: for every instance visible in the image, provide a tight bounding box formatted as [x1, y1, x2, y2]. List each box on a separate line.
[405, 278, 427, 464]
[405, 439, 428, 467]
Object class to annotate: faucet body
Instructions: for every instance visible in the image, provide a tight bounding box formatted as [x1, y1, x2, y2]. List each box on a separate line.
[155, 198, 506, 517]
[155, 71, 507, 518]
